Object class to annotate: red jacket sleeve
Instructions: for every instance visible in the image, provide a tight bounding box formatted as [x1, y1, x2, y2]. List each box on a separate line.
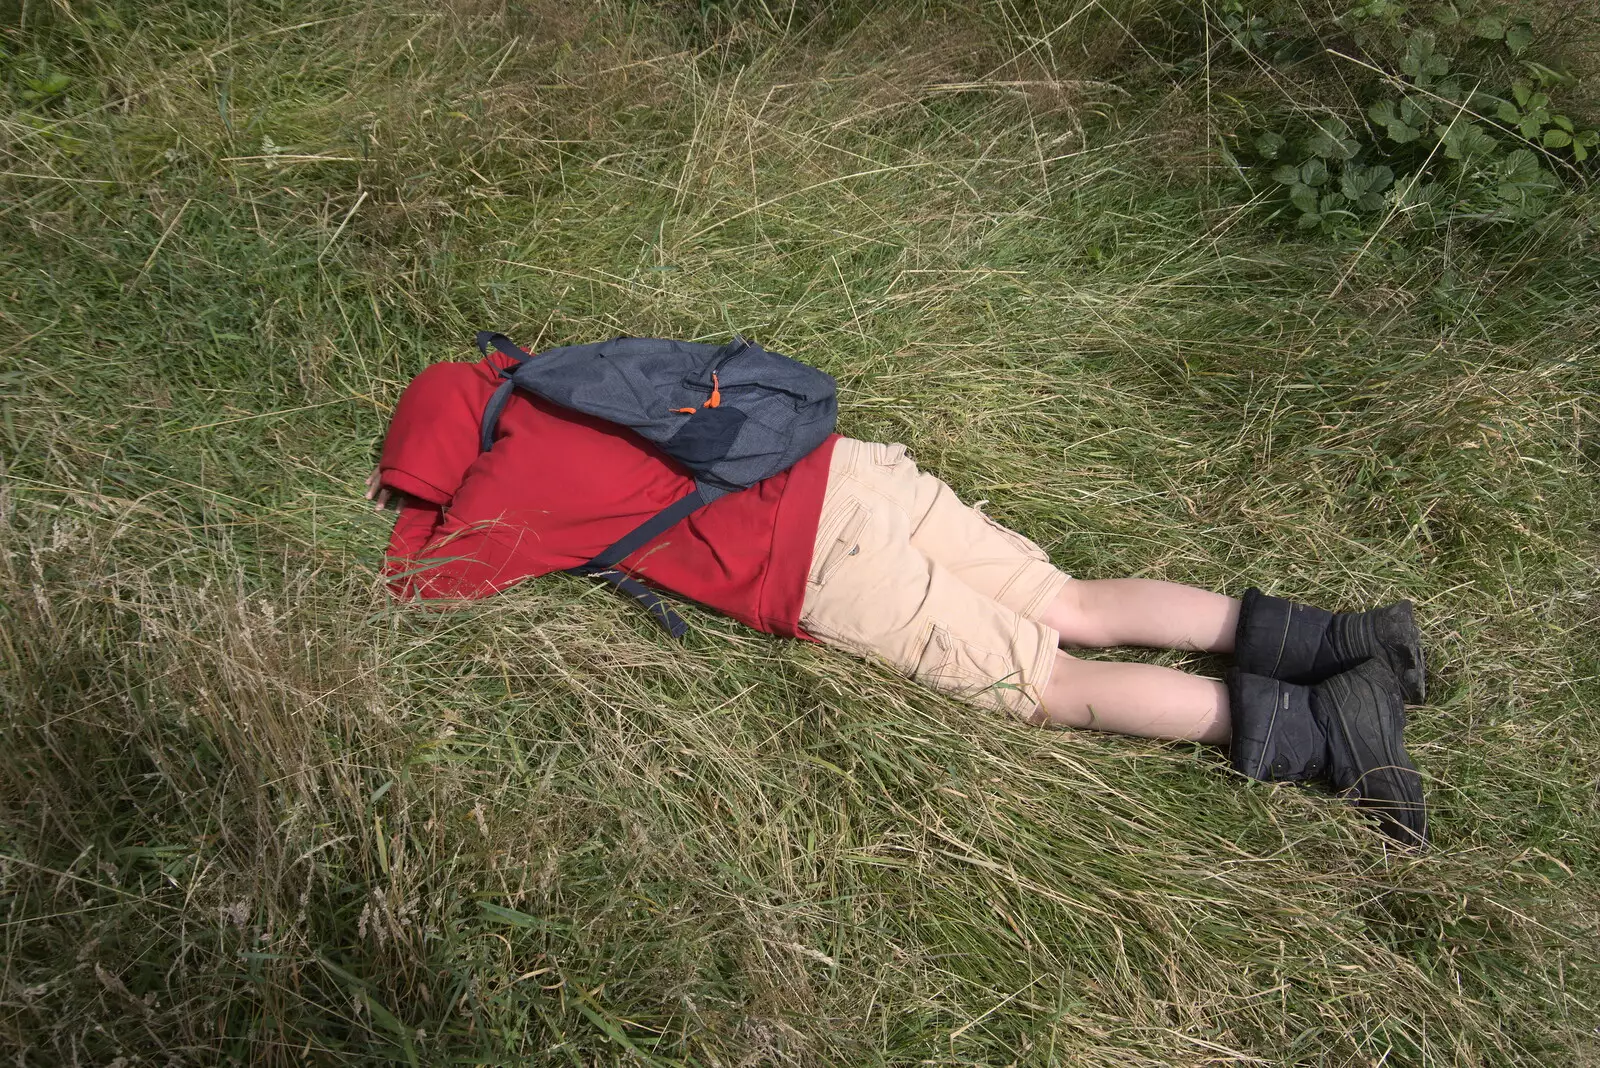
[378, 363, 486, 507]
[383, 504, 553, 601]
[378, 360, 532, 601]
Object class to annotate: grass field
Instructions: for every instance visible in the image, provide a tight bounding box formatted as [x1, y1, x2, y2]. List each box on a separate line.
[3, 0, 1598, 1064]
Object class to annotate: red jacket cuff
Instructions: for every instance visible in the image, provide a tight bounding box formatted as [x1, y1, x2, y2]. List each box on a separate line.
[381, 467, 455, 506]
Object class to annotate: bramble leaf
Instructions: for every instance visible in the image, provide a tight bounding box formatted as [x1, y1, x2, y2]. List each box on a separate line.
[21, 72, 73, 103]
[1340, 165, 1378, 200]
[1497, 148, 1543, 183]
[1346, 0, 1407, 23]
[1370, 98, 1423, 143]
[1256, 131, 1287, 159]
[1469, 14, 1506, 40]
[1389, 122, 1422, 144]
[1393, 179, 1443, 211]
[1505, 21, 1534, 54]
[1401, 31, 1451, 86]
[1340, 173, 1367, 199]
[1440, 121, 1497, 160]
[1307, 118, 1360, 160]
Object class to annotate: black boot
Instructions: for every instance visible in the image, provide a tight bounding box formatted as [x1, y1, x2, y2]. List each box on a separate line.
[1234, 588, 1426, 703]
[1229, 660, 1428, 848]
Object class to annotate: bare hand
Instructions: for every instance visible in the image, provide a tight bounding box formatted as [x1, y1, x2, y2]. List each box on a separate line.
[365, 466, 397, 511]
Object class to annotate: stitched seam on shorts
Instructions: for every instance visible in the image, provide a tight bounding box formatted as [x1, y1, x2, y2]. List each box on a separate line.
[1024, 626, 1055, 719]
[916, 619, 1031, 715]
[808, 492, 863, 583]
[993, 565, 1029, 610]
[912, 618, 951, 684]
[1018, 567, 1071, 621]
[796, 603, 870, 658]
[871, 442, 908, 468]
[968, 626, 1029, 714]
[994, 556, 1053, 613]
[835, 437, 866, 480]
[811, 502, 870, 589]
[836, 469, 916, 528]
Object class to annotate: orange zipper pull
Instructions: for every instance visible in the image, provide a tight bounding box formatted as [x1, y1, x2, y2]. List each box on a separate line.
[706, 371, 722, 408]
[672, 407, 697, 414]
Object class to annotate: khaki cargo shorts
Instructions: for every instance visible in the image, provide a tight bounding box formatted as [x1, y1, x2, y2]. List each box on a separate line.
[799, 438, 1070, 718]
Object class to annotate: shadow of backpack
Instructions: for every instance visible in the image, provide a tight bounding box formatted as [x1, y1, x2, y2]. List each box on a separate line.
[475, 331, 838, 638]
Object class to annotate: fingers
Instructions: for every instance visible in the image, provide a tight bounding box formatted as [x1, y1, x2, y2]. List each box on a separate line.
[365, 468, 406, 512]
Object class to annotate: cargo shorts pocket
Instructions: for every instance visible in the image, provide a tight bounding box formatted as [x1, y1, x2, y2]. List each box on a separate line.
[809, 497, 871, 590]
[912, 621, 1030, 716]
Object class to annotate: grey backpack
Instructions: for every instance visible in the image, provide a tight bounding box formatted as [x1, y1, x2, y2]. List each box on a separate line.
[475, 330, 838, 637]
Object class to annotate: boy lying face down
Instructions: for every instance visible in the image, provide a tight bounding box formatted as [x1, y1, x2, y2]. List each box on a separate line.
[370, 342, 1428, 847]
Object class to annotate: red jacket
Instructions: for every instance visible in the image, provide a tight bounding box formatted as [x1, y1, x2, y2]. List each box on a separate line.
[378, 346, 838, 638]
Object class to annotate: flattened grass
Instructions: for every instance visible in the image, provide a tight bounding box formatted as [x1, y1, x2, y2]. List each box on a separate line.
[2, 1, 1597, 1063]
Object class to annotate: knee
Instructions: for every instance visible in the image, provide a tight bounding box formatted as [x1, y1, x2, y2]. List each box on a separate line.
[1044, 581, 1110, 648]
[1035, 650, 1093, 729]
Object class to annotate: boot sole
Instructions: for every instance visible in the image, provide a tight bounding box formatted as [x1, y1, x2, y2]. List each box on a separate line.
[1387, 600, 1427, 705]
[1323, 667, 1428, 847]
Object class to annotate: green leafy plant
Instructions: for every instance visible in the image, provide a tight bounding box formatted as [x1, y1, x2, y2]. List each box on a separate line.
[1259, 118, 1396, 235]
[1432, 1, 1534, 52]
[1343, 0, 1410, 26]
[1496, 81, 1599, 160]
[1399, 28, 1452, 87]
[1229, 2, 1596, 237]
[1219, 0, 1271, 54]
[20, 70, 72, 105]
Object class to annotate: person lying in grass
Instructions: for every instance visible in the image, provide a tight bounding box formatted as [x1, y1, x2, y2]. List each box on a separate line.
[369, 340, 1428, 846]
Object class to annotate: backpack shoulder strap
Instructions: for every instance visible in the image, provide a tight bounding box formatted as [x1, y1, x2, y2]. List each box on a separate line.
[580, 569, 692, 640]
[476, 332, 534, 453]
[571, 481, 728, 639]
[480, 378, 517, 453]
[583, 483, 722, 570]
[476, 330, 534, 363]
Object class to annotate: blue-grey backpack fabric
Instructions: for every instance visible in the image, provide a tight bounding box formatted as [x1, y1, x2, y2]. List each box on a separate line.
[477, 332, 837, 502]
[473, 330, 838, 638]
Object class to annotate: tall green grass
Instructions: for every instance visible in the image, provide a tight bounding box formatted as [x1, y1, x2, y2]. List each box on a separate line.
[2, 1, 1597, 1063]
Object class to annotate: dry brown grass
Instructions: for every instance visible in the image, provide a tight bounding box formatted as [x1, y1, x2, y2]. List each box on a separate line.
[2, 0, 1597, 1064]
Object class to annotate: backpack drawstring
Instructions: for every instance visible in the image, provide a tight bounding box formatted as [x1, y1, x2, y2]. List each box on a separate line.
[672, 372, 722, 415]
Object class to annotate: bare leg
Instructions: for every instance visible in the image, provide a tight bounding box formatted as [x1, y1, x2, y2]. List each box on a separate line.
[1037, 652, 1230, 744]
[1041, 579, 1240, 652]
